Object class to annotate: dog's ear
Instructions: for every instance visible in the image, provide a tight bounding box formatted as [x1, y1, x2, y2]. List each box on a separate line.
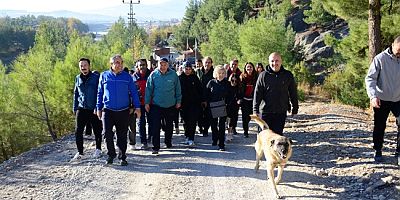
[270, 139, 275, 147]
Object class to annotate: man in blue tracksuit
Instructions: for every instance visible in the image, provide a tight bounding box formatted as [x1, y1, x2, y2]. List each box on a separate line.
[365, 36, 400, 165]
[145, 58, 182, 155]
[72, 58, 103, 161]
[96, 54, 141, 166]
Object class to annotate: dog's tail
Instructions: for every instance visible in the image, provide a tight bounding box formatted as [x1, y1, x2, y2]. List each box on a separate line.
[250, 114, 269, 130]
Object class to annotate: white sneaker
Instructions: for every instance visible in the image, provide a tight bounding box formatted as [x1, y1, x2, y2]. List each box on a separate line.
[226, 134, 233, 142]
[128, 144, 136, 151]
[93, 149, 102, 158]
[187, 140, 194, 146]
[140, 144, 148, 150]
[70, 152, 82, 162]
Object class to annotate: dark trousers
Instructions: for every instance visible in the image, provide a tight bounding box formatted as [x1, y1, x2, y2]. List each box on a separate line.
[182, 105, 201, 141]
[227, 103, 239, 129]
[137, 105, 149, 144]
[211, 116, 227, 148]
[85, 122, 92, 136]
[173, 109, 180, 129]
[149, 105, 176, 151]
[75, 109, 102, 154]
[200, 108, 211, 135]
[373, 100, 400, 152]
[261, 113, 287, 135]
[128, 112, 136, 145]
[241, 99, 253, 135]
[103, 109, 130, 160]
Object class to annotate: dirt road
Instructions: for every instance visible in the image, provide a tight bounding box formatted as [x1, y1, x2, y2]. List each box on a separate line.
[0, 101, 399, 200]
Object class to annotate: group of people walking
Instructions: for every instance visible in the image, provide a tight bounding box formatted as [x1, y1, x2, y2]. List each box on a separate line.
[71, 36, 400, 167]
[71, 52, 299, 166]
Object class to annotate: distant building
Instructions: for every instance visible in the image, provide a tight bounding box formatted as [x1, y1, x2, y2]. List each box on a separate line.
[152, 47, 180, 64]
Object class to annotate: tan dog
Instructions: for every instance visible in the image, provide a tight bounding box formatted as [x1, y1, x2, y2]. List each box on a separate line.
[250, 114, 293, 199]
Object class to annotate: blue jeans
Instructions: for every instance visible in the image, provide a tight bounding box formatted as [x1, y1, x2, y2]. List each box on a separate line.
[137, 105, 149, 144]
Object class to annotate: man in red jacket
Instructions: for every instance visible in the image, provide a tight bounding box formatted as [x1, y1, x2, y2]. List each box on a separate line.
[132, 59, 152, 150]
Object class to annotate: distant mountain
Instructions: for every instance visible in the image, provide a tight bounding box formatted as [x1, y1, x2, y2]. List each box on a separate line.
[0, 9, 120, 23]
[90, 3, 186, 22]
[0, 1, 186, 23]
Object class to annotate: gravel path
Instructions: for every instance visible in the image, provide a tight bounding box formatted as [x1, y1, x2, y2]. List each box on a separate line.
[0, 101, 399, 200]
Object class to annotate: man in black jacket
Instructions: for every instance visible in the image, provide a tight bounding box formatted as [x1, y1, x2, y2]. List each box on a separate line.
[199, 56, 214, 137]
[179, 63, 203, 145]
[253, 52, 299, 135]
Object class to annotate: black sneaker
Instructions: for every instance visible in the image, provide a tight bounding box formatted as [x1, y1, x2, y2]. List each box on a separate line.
[120, 159, 128, 166]
[219, 147, 225, 151]
[166, 143, 173, 148]
[233, 129, 238, 135]
[374, 151, 383, 163]
[152, 150, 159, 155]
[106, 157, 114, 165]
[244, 134, 249, 138]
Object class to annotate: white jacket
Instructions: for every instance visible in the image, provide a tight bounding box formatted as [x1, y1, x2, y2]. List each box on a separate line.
[365, 47, 400, 101]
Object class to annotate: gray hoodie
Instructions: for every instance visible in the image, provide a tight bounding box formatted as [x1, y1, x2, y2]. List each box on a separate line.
[365, 47, 400, 101]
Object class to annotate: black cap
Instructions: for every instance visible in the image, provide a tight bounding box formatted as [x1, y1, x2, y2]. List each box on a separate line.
[159, 58, 168, 63]
[183, 62, 192, 68]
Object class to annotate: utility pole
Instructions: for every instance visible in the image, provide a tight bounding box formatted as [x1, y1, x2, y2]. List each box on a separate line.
[122, 0, 140, 36]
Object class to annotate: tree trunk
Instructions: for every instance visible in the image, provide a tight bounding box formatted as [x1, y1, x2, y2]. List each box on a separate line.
[37, 83, 57, 141]
[368, 0, 381, 63]
[0, 135, 9, 161]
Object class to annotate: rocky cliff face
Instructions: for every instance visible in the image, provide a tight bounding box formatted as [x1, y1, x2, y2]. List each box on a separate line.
[294, 19, 349, 73]
[287, 0, 349, 75]
[255, 0, 349, 77]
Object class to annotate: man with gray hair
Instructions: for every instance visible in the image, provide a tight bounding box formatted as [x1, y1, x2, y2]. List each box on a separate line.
[145, 58, 182, 155]
[97, 54, 141, 166]
[365, 36, 400, 165]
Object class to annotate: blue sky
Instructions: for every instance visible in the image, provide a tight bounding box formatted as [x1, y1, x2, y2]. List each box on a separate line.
[0, 0, 187, 20]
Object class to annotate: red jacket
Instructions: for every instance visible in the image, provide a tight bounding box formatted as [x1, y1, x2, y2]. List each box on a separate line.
[133, 70, 151, 105]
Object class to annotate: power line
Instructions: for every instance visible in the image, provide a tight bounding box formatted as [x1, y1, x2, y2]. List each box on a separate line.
[122, 0, 140, 32]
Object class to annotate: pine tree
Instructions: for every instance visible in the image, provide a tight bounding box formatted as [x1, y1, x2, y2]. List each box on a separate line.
[171, 0, 200, 50]
[200, 11, 241, 65]
[11, 45, 57, 141]
[239, 17, 295, 68]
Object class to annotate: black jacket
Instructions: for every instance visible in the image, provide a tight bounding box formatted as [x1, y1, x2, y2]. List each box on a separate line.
[179, 73, 203, 108]
[200, 67, 214, 88]
[253, 66, 299, 114]
[204, 79, 233, 104]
